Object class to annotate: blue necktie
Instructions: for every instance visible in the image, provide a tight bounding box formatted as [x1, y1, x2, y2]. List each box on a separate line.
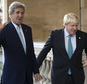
[17, 26, 26, 53]
[68, 35, 73, 75]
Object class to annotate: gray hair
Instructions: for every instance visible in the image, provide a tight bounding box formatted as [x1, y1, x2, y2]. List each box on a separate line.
[9, 1, 25, 14]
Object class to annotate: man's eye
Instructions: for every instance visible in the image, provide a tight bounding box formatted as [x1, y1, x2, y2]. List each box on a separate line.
[71, 25, 74, 27]
[21, 12, 24, 14]
[16, 12, 20, 14]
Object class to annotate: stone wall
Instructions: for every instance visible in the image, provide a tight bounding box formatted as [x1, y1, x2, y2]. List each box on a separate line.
[7, 0, 79, 41]
[81, 0, 87, 32]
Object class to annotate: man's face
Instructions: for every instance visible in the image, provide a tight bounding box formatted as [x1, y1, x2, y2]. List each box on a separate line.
[65, 22, 78, 35]
[10, 7, 24, 25]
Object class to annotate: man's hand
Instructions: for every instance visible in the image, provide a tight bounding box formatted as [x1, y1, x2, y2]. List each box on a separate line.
[34, 73, 40, 82]
[82, 60, 87, 67]
[0, 22, 7, 31]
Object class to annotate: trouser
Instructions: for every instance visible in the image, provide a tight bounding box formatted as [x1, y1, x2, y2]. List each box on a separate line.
[24, 74, 33, 84]
[65, 74, 75, 84]
[24, 75, 28, 84]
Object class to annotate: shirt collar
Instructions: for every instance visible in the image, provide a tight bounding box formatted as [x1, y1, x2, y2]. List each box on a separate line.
[11, 21, 22, 29]
[64, 28, 69, 38]
[64, 27, 76, 38]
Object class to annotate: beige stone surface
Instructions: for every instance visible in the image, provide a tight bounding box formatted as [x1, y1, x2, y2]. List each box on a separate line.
[81, 25, 87, 32]
[84, 67, 87, 84]
[81, 8, 87, 25]
[7, 0, 79, 41]
[81, 1, 87, 32]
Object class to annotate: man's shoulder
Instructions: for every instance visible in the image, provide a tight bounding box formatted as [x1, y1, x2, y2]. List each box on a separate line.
[21, 23, 31, 29]
[1, 22, 10, 31]
[49, 28, 64, 38]
[76, 30, 87, 38]
[51, 28, 64, 34]
[77, 30, 87, 35]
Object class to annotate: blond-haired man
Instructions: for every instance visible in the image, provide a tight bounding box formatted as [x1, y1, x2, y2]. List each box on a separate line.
[37, 13, 87, 84]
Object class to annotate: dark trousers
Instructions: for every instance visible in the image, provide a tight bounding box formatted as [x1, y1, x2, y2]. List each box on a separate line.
[24, 74, 33, 84]
[65, 74, 75, 84]
[24, 79, 28, 84]
[24, 74, 28, 84]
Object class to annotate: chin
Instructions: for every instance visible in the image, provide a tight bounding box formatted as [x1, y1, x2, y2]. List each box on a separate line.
[17, 23, 21, 25]
[71, 33, 76, 35]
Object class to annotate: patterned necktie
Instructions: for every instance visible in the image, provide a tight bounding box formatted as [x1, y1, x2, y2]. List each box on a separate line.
[17, 26, 26, 53]
[68, 35, 73, 75]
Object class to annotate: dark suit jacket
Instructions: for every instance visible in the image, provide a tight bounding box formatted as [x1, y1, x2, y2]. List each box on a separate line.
[37, 28, 87, 84]
[0, 21, 39, 84]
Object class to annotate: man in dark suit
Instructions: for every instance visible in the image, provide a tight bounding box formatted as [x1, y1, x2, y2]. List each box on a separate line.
[0, 1, 40, 84]
[37, 13, 87, 84]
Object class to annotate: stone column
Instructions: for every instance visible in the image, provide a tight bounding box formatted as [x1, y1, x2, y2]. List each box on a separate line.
[81, 0, 87, 32]
[1, 0, 8, 23]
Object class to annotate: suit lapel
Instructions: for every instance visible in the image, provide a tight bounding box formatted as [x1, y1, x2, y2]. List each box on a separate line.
[76, 31, 82, 50]
[61, 29, 69, 58]
[61, 28, 79, 59]
[9, 21, 22, 42]
[9, 21, 25, 53]
[61, 29, 66, 51]
[21, 24, 28, 54]
[71, 30, 82, 58]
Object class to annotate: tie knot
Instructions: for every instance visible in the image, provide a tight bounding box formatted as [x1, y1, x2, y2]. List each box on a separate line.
[17, 26, 21, 31]
[17, 26, 20, 28]
[69, 35, 72, 38]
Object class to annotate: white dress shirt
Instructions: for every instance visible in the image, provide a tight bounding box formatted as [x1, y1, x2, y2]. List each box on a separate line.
[64, 28, 76, 54]
[11, 21, 26, 51]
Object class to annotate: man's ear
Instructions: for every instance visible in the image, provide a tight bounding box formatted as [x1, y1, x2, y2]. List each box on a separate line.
[64, 24, 66, 27]
[9, 13, 12, 18]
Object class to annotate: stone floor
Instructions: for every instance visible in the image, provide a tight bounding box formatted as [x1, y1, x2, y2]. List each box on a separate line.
[84, 67, 87, 84]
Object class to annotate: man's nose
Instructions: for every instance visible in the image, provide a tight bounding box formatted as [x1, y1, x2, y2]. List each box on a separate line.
[73, 26, 77, 30]
[19, 13, 22, 17]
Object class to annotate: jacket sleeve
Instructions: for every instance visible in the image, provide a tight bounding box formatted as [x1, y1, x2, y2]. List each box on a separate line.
[30, 28, 39, 74]
[37, 31, 53, 68]
[0, 28, 5, 46]
[84, 33, 87, 58]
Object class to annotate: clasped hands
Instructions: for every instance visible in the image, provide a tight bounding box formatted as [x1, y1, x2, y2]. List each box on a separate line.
[82, 60, 87, 67]
[34, 73, 40, 82]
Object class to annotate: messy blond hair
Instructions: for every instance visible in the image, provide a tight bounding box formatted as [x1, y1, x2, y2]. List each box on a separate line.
[63, 13, 79, 25]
